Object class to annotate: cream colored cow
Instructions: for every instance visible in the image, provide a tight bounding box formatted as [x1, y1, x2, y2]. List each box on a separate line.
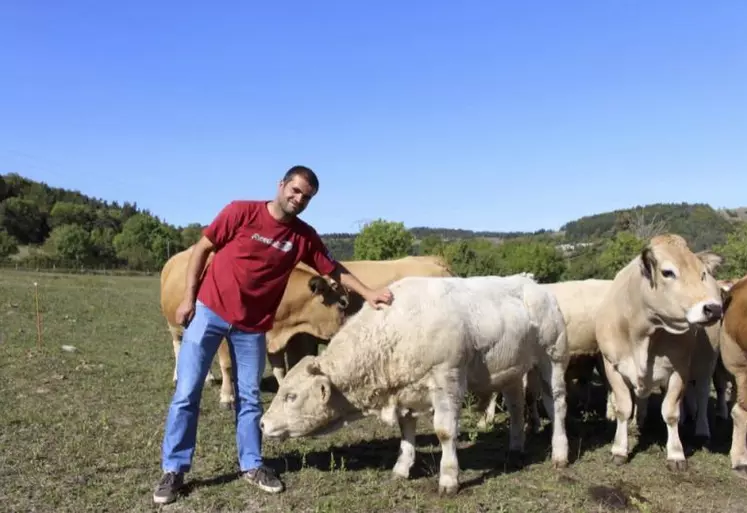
[595, 233, 723, 470]
[260, 274, 570, 496]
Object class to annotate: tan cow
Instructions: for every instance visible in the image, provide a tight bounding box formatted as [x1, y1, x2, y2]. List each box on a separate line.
[267, 256, 454, 383]
[595, 233, 723, 470]
[160, 246, 453, 408]
[718, 274, 747, 477]
[160, 246, 351, 408]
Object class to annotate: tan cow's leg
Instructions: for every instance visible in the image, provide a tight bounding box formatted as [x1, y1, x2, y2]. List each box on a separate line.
[216, 339, 234, 409]
[392, 413, 417, 479]
[661, 370, 687, 470]
[268, 351, 286, 384]
[476, 392, 498, 429]
[730, 373, 747, 477]
[430, 373, 464, 496]
[171, 332, 180, 383]
[286, 333, 319, 371]
[604, 358, 633, 465]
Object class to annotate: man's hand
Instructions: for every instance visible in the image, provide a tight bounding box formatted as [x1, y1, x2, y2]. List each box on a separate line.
[364, 287, 394, 310]
[176, 298, 196, 326]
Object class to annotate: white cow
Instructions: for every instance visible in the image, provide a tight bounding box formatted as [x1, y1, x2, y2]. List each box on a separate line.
[260, 274, 569, 495]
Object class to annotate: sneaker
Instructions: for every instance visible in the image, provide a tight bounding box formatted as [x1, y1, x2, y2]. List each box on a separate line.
[242, 465, 284, 493]
[153, 471, 184, 504]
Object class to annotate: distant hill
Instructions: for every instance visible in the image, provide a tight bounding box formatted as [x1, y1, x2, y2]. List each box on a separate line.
[1, 172, 744, 266]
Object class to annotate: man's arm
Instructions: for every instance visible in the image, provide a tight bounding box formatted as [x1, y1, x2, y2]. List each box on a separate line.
[301, 230, 393, 309]
[328, 262, 393, 309]
[183, 236, 216, 303]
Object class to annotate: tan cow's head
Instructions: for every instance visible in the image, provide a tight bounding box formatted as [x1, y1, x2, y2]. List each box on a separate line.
[260, 356, 348, 439]
[307, 275, 350, 311]
[638, 234, 723, 334]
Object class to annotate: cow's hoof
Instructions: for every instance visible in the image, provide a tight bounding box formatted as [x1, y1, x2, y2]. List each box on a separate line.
[552, 458, 569, 469]
[667, 459, 687, 472]
[391, 465, 410, 480]
[438, 481, 459, 497]
[611, 454, 627, 466]
[220, 401, 235, 411]
[732, 465, 747, 479]
[507, 450, 525, 470]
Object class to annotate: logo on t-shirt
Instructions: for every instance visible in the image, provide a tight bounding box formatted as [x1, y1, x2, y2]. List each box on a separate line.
[251, 233, 294, 252]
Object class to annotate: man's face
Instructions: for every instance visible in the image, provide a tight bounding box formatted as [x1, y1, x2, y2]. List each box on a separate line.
[277, 175, 316, 217]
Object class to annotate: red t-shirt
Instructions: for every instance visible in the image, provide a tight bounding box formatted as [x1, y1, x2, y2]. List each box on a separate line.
[196, 199, 338, 332]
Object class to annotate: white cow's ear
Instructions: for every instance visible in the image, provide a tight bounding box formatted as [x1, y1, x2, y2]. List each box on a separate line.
[306, 359, 323, 376]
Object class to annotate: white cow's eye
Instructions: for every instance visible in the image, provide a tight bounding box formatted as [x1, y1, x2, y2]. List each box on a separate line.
[661, 269, 676, 279]
[286, 393, 297, 402]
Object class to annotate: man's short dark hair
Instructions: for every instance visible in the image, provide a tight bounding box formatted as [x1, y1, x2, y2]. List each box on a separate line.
[283, 165, 319, 191]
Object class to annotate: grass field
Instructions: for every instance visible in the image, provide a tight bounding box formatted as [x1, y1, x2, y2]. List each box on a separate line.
[1, 270, 746, 513]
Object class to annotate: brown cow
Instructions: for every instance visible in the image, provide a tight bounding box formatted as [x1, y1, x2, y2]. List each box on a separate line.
[717, 274, 747, 477]
[595, 233, 723, 470]
[161, 246, 453, 408]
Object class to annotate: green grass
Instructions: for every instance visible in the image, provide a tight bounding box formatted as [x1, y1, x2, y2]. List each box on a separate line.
[1, 270, 746, 513]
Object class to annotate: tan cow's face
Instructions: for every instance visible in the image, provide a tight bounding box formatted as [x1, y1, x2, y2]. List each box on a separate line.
[639, 234, 723, 334]
[260, 356, 345, 440]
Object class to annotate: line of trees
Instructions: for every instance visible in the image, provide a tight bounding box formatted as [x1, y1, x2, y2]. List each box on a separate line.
[2, 172, 747, 280]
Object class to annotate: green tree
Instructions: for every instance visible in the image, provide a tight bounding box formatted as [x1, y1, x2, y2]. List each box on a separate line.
[46, 224, 93, 263]
[713, 223, 747, 279]
[0, 197, 45, 243]
[181, 223, 204, 247]
[494, 239, 567, 283]
[48, 201, 96, 230]
[353, 219, 414, 260]
[112, 213, 185, 269]
[420, 234, 444, 256]
[0, 229, 19, 258]
[597, 231, 645, 279]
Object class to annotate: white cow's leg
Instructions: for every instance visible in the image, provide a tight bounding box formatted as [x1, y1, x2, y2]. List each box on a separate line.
[217, 340, 235, 409]
[547, 358, 569, 467]
[661, 370, 687, 470]
[604, 358, 633, 465]
[431, 373, 464, 496]
[392, 413, 417, 479]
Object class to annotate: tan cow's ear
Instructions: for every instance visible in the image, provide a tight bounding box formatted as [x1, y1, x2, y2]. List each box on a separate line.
[697, 251, 723, 274]
[640, 246, 657, 288]
[308, 276, 330, 296]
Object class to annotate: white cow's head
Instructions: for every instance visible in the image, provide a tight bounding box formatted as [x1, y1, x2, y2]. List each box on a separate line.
[638, 234, 723, 334]
[260, 356, 347, 440]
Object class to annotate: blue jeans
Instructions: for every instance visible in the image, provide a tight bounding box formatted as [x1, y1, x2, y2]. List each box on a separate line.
[161, 300, 266, 473]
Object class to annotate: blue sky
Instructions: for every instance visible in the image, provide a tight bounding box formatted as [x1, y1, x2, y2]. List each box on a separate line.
[1, 1, 745, 234]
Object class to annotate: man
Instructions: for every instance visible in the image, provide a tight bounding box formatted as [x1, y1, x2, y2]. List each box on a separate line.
[153, 165, 394, 505]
